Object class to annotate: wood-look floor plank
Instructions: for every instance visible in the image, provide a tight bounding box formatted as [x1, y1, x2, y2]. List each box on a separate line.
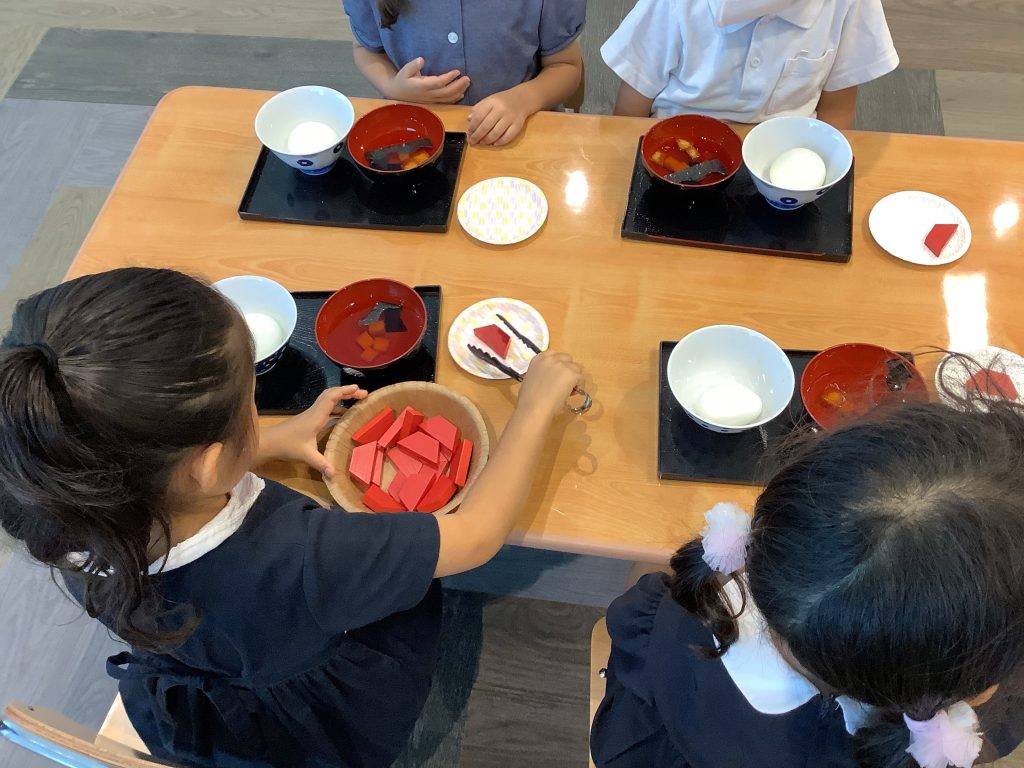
[883, 0, 1024, 74]
[0, 556, 122, 768]
[0, 186, 110, 335]
[0, 24, 45, 100]
[936, 70, 1024, 141]
[459, 596, 603, 768]
[0, 0, 353, 41]
[8, 28, 378, 106]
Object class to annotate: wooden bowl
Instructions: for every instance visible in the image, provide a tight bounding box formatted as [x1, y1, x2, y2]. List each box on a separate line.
[324, 381, 490, 515]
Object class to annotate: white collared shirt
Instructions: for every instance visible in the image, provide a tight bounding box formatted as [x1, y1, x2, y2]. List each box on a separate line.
[719, 579, 873, 733]
[601, 0, 899, 121]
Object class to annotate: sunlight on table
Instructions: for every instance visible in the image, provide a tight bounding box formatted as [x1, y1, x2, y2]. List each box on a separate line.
[564, 170, 589, 211]
[993, 200, 1020, 237]
[944, 273, 989, 352]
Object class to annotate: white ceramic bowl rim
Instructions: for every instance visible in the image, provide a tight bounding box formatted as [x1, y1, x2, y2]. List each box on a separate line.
[213, 275, 298, 363]
[668, 324, 796, 430]
[742, 116, 853, 193]
[254, 85, 355, 157]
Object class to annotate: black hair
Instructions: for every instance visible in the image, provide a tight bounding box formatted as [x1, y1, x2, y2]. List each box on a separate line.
[670, 395, 1024, 767]
[0, 268, 253, 650]
[377, 0, 408, 28]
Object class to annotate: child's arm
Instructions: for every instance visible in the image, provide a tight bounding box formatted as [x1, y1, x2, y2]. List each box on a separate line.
[352, 44, 471, 104]
[255, 385, 368, 477]
[815, 86, 858, 130]
[433, 352, 584, 577]
[613, 82, 655, 118]
[466, 41, 584, 146]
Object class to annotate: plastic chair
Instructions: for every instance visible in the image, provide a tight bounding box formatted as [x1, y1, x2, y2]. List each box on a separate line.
[0, 694, 173, 767]
[589, 617, 611, 768]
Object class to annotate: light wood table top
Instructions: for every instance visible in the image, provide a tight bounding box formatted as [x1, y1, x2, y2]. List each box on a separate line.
[67, 86, 1024, 561]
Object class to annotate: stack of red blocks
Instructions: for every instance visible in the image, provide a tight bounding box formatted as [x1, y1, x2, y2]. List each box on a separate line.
[348, 406, 474, 513]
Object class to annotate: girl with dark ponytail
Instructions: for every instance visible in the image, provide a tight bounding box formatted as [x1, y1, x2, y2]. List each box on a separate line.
[592, 399, 1024, 768]
[0, 267, 585, 767]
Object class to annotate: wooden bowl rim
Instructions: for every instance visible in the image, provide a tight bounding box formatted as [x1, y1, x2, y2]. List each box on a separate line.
[324, 381, 491, 516]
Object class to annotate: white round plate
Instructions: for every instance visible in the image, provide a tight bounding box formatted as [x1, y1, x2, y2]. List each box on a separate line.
[457, 177, 548, 245]
[935, 346, 1024, 405]
[448, 298, 549, 380]
[868, 191, 971, 266]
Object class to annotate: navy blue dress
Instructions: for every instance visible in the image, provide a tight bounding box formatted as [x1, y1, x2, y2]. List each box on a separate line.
[91, 480, 442, 768]
[592, 574, 1024, 767]
[592, 574, 860, 768]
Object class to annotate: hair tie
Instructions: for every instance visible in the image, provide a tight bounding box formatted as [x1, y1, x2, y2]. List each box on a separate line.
[904, 701, 983, 768]
[700, 502, 751, 574]
[23, 341, 60, 373]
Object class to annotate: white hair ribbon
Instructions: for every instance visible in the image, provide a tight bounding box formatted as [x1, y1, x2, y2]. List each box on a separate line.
[699, 502, 751, 574]
[904, 701, 983, 768]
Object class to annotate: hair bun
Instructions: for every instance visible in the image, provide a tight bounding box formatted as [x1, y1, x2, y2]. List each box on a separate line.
[22, 341, 60, 373]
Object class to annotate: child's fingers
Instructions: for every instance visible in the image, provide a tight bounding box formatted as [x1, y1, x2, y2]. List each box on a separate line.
[417, 70, 462, 90]
[469, 106, 500, 143]
[479, 115, 512, 146]
[493, 119, 522, 146]
[396, 57, 425, 79]
[430, 75, 471, 103]
[306, 446, 334, 480]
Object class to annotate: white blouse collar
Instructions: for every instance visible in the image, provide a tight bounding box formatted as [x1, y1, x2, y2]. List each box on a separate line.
[718, 579, 873, 734]
[148, 473, 265, 574]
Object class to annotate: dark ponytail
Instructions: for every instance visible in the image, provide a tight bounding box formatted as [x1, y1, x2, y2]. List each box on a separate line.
[377, 0, 408, 27]
[668, 539, 744, 658]
[0, 268, 253, 650]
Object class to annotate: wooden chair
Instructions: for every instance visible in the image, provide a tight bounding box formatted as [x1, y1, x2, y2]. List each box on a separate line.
[589, 617, 611, 768]
[0, 694, 174, 767]
[565, 61, 586, 113]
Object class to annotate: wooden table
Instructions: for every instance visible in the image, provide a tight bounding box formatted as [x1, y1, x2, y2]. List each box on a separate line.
[67, 86, 1024, 561]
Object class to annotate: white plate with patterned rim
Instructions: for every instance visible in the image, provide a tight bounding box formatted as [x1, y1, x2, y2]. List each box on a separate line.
[868, 191, 971, 266]
[448, 298, 549, 380]
[457, 177, 548, 246]
[935, 346, 1024, 405]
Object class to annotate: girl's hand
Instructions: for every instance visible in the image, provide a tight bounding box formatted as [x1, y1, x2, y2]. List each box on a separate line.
[388, 57, 471, 104]
[516, 351, 584, 421]
[256, 386, 368, 477]
[467, 91, 530, 146]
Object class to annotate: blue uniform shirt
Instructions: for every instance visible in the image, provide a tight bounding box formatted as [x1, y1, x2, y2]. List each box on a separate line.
[343, 0, 586, 106]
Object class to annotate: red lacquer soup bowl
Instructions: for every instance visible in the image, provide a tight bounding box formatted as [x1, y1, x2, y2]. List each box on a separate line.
[315, 279, 427, 369]
[801, 343, 929, 430]
[346, 104, 445, 182]
[641, 114, 742, 194]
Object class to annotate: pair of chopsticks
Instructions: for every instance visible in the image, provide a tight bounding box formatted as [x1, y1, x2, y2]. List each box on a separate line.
[468, 314, 592, 415]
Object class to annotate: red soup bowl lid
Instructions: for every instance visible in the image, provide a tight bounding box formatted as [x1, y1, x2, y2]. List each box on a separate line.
[315, 279, 427, 369]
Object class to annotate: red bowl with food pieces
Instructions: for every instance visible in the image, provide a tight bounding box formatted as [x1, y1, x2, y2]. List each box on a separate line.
[800, 343, 929, 430]
[346, 103, 445, 181]
[641, 114, 742, 193]
[314, 278, 427, 369]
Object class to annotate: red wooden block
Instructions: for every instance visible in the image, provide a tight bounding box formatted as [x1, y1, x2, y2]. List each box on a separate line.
[388, 472, 408, 503]
[348, 442, 378, 487]
[473, 324, 511, 358]
[398, 431, 440, 465]
[449, 439, 474, 487]
[388, 446, 423, 477]
[419, 416, 460, 452]
[397, 406, 424, 440]
[400, 469, 435, 512]
[371, 446, 384, 487]
[351, 407, 395, 445]
[924, 223, 958, 257]
[417, 475, 457, 513]
[363, 484, 405, 513]
[378, 409, 409, 448]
